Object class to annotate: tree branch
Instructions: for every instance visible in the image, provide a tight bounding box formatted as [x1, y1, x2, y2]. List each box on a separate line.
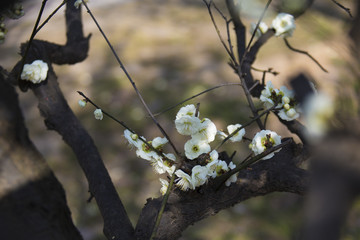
[135, 140, 309, 239]
[8, 1, 134, 239]
[0, 68, 82, 239]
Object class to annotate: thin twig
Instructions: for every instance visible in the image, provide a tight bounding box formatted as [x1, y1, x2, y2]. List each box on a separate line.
[215, 138, 292, 190]
[203, 0, 238, 64]
[215, 104, 277, 150]
[81, 0, 180, 156]
[212, 2, 237, 63]
[248, 81, 260, 93]
[251, 66, 279, 76]
[331, 0, 353, 18]
[149, 171, 177, 240]
[241, 0, 272, 64]
[17, 0, 48, 82]
[237, 65, 265, 130]
[77, 91, 175, 163]
[153, 83, 241, 117]
[284, 38, 328, 73]
[35, 0, 68, 34]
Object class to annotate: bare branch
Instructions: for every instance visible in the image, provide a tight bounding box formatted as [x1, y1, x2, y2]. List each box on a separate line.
[284, 38, 328, 73]
[242, 0, 272, 64]
[136, 141, 309, 239]
[154, 83, 241, 117]
[225, 0, 246, 62]
[331, 0, 353, 18]
[81, 0, 180, 157]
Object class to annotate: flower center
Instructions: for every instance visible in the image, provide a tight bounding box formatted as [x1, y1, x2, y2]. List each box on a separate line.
[192, 145, 199, 152]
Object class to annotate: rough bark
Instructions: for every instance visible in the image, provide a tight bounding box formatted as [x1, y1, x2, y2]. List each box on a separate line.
[135, 140, 309, 239]
[0, 70, 83, 240]
[6, 1, 135, 239]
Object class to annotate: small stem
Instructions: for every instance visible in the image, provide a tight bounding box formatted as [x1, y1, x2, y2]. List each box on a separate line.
[284, 38, 328, 73]
[215, 139, 292, 190]
[215, 104, 276, 150]
[236, 65, 265, 130]
[153, 83, 241, 117]
[77, 91, 174, 163]
[241, 0, 272, 64]
[81, 0, 180, 156]
[248, 81, 260, 93]
[150, 169, 177, 240]
[35, 0, 67, 34]
[331, 0, 353, 17]
[203, 0, 238, 64]
[17, 0, 48, 82]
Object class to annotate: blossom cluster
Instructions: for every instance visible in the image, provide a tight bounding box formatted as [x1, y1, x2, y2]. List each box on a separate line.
[20, 60, 49, 84]
[123, 129, 176, 177]
[122, 104, 282, 194]
[260, 81, 300, 121]
[250, 13, 295, 38]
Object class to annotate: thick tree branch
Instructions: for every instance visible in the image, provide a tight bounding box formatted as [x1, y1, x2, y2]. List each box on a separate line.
[7, 1, 134, 239]
[0, 69, 82, 240]
[31, 65, 134, 239]
[135, 140, 309, 239]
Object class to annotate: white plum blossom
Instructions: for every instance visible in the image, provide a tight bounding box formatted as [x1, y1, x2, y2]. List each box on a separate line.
[136, 142, 157, 161]
[175, 115, 201, 135]
[21, 60, 48, 84]
[206, 159, 220, 178]
[123, 129, 142, 148]
[94, 109, 103, 120]
[217, 124, 245, 142]
[277, 86, 300, 121]
[159, 178, 169, 195]
[271, 13, 296, 38]
[217, 130, 228, 139]
[74, 0, 89, 9]
[192, 118, 217, 143]
[250, 22, 268, 38]
[78, 99, 87, 107]
[176, 104, 197, 120]
[209, 150, 219, 162]
[227, 124, 246, 142]
[164, 153, 176, 162]
[151, 156, 175, 175]
[303, 92, 334, 139]
[225, 161, 238, 186]
[278, 107, 300, 121]
[260, 81, 282, 109]
[191, 165, 209, 187]
[214, 160, 229, 177]
[152, 136, 168, 150]
[250, 130, 282, 160]
[175, 170, 194, 191]
[184, 138, 211, 160]
[261, 82, 300, 121]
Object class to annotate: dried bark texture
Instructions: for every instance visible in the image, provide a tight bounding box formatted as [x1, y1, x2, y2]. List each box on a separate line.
[0, 71, 83, 240]
[135, 140, 309, 240]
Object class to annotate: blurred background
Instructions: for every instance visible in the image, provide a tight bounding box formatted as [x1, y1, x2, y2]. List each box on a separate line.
[0, 0, 358, 239]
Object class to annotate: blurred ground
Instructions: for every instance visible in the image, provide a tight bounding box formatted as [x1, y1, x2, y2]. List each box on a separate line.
[0, 0, 359, 239]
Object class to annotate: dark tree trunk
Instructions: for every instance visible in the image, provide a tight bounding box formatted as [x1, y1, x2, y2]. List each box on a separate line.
[0, 71, 83, 240]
